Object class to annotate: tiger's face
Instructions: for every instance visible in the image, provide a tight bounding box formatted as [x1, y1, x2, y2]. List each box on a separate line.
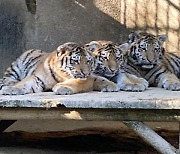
[85, 41, 129, 78]
[127, 32, 167, 69]
[55, 42, 96, 79]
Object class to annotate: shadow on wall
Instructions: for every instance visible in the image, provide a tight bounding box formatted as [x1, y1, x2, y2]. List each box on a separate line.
[118, 0, 180, 52]
[25, 0, 134, 51]
[23, 0, 180, 53]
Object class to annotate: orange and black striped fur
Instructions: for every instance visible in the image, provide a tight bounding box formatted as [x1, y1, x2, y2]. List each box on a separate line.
[0, 42, 119, 95]
[123, 32, 180, 90]
[85, 41, 149, 91]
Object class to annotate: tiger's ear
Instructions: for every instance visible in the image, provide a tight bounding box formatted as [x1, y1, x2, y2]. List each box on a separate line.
[118, 43, 129, 52]
[56, 46, 67, 57]
[85, 41, 101, 52]
[157, 34, 167, 44]
[128, 32, 140, 44]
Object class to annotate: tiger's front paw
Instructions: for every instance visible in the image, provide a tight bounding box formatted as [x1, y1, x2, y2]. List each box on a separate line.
[163, 81, 180, 91]
[0, 86, 25, 95]
[101, 83, 119, 92]
[118, 78, 149, 92]
[53, 85, 73, 95]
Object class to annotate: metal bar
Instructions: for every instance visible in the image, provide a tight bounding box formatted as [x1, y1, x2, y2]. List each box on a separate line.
[123, 121, 177, 154]
[0, 120, 16, 133]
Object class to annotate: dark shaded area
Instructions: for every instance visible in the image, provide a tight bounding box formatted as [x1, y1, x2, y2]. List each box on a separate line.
[0, 131, 158, 153]
[0, 120, 16, 134]
[25, 0, 37, 14]
[0, 129, 178, 153]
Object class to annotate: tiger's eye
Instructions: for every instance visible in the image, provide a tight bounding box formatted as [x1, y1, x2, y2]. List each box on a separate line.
[154, 43, 160, 49]
[139, 42, 147, 49]
[69, 66, 74, 70]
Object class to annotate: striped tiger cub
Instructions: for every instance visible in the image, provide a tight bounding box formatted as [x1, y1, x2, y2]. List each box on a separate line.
[85, 41, 149, 92]
[123, 32, 180, 90]
[0, 42, 119, 95]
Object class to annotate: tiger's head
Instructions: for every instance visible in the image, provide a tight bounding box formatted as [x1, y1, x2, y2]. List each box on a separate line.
[127, 32, 167, 69]
[53, 42, 96, 79]
[85, 41, 129, 78]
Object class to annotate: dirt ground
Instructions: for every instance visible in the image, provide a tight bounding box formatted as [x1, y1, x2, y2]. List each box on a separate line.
[0, 120, 179, 153]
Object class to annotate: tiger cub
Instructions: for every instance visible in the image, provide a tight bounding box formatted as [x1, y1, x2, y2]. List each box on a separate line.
[123, 32, 180, 90]
[85, 41, 149, 91]
[0, 42, 119, 95]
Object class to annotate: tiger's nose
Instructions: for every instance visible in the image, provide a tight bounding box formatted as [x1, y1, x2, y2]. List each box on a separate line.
[143, 59, 157, 65]
[153, 60, 158, 64]
[81, 72, 90, 78]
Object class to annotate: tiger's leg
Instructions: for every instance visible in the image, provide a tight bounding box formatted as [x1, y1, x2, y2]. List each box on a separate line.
[0, 75, 45, 95]
[0, 78, 20, 90]
[52, 78, 94, 95]
[157, 72, 180, 91]
[0, 71, 21, 89]
[115, 72, 149, 92]
[93, 75, 119, 92]
[53, 75, 119, 95]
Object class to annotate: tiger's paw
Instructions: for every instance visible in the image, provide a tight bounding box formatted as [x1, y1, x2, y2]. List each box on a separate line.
[0, 86, 25, 95]
[101, 83, 119, 92]
[53, 85, 74, 95]
[118, 79, 149, 92]
[163, 82, 180, 91]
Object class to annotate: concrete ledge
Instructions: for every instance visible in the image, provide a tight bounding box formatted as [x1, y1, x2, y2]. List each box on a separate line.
[0, 88, 179, 109]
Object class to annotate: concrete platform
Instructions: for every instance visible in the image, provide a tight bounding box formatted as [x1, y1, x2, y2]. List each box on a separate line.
[0, 87, 179, 154]
[0, 87, 179, 109]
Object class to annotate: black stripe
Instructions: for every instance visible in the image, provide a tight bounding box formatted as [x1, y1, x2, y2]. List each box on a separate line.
[145, 65, 162, 81]
[68, 52, 72, 56]
[24, 54, 43, 71]
[4, 73, 17, 79]
[168, 54, 179, 68]
[31, 87, 35, 93]
[154, 70, 166, 82]
[128, 62, 139, 72]
[165, 56, 176, 74]
[61, 56, 64, 66]
[34, 75, 46, 91]
[48, 59, 59, 82]
[24, 60, 40, 77]
[125, 61, 141, 76]
[24, 55, 42, 73]
[23, 49, 36, 63]
[16, 62, 20, 71]
[10, 65, 20, 79]
[169, 53, 179, 59]
[65, 57, 68, 68]
[28, 54, 43, 64]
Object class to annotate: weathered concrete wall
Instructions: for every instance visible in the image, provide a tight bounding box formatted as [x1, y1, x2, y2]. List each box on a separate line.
[94, 0, 180, 52]
[0, 0, 26, 76]
[0, 0, 179, 77]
